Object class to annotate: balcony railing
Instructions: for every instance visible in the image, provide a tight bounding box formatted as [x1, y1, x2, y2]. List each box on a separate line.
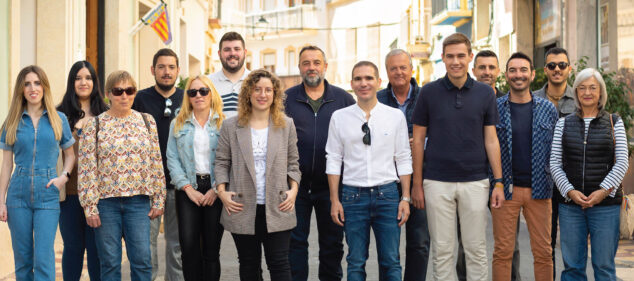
[245, 4, 318, 37]
[431, 0, 473, 26]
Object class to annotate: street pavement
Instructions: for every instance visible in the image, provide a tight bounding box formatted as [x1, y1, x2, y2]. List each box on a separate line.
[1, 211, 634, 280]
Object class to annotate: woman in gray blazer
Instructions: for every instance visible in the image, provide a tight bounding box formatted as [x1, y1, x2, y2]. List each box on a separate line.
[214, 69, 301, 281]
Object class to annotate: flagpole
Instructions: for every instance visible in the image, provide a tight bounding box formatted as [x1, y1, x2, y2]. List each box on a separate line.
[128, 2, 165, 36]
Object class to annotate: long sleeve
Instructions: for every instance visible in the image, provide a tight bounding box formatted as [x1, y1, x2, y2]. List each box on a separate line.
[286, 119, 301, 184]
[550, 117, 576, 200]
[146, 114, 166, 210]
[325, 113, 343, 175]
[166, 122, 190, 190]
[214, 120, 232, 185]
[599, 118, 629, 196]
[78, 117, 100, 217]
[394, 113, 413, 175]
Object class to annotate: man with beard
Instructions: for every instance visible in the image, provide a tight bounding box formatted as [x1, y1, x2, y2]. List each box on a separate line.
[533, 47, 574, 279]
[376, 49, 428, 281]
[133, 48, 184, 281]
[491, 52, 557, 281]
[208, 31, 249, 118]
[285, 45, 355, 281]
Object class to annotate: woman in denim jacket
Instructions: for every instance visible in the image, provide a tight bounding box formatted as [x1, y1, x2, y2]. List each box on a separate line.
[166, 75, 225, 281]
[0, 65, 76, 281]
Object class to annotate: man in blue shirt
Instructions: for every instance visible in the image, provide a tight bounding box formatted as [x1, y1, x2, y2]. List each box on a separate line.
[377, 49, 428, 281]
[491, 52, 558, 281]
[411, 33, 504, 281]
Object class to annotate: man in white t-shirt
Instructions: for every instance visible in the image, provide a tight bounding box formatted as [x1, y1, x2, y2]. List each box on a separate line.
[208, 31, 250, 118]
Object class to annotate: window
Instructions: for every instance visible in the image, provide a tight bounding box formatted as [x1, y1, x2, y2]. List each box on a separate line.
[263, 51, 276, 73]
[286, 49, 296, 75]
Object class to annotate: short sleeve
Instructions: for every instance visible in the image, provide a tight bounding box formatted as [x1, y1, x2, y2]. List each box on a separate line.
[58, 112, 75, 149]
[411, 86, 428, 126]
[483, 89, 499, 126]
[0, 128, 12, 150]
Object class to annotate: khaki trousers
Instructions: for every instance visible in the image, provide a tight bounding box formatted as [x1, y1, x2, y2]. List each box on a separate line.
[424, 179, 490, 281]
[491, 187, 553, 281]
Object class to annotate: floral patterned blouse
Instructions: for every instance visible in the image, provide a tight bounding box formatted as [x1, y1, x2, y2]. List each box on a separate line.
[78, 110, 166, 217]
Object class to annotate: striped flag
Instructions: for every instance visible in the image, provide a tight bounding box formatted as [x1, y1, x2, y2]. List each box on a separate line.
[144, 2, 172, 45]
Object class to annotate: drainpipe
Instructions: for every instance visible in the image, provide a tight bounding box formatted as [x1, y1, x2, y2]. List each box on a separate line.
[596, 0, 600, 68]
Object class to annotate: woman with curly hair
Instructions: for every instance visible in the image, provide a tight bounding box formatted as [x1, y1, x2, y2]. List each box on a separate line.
[214, 69, 301, 281]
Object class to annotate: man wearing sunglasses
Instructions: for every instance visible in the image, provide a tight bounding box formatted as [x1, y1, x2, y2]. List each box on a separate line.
[285, 46, 355, 281]
[208, 32, 250, 118]
[133, 48, 184, 281]
[326, 61, 412, 281]
[533, 47, 574, 279]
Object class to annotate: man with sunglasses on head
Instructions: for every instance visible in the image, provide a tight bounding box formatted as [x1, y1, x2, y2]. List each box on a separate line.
[133, 48, 184, 281]
[208, 31, 250, 118]
[327, 61, 412, 281]
[533, 47, 574, 279]
[285, 46, 355, 281]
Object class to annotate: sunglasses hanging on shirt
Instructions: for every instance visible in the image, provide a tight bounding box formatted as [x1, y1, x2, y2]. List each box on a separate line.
[164, 98, 173, 117]
[362, 122, 371, 145]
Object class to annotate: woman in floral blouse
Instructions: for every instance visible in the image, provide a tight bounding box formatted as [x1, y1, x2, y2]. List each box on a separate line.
[78, 70, 166, 281]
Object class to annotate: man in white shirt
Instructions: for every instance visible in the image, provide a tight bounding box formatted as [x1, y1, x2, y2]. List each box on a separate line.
[208, 32, 250, 118]
[326, 61, 412, 281]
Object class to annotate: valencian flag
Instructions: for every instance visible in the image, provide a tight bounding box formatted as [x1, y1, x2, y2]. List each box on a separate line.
[144, 2, 172, 45]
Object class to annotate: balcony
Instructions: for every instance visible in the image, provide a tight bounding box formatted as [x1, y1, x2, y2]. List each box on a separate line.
[245, 4, 319, 38]
[431, 0, 473, 26]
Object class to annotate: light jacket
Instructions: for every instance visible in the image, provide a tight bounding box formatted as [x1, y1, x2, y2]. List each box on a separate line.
[493, 94, 558, 200]
[166, 113, 221, 190]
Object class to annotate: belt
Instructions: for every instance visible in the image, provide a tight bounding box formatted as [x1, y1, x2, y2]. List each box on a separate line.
[196, 174, 210, 180]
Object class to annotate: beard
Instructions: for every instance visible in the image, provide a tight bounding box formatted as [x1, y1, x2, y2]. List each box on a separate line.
[302, 71, 324, 87]
[155, 80, 176, 92]
[221, 55, 245, 73]
[509, 77, 529, 92]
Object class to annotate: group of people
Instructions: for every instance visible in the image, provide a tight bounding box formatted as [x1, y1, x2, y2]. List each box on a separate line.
[0, 30, 628, 281]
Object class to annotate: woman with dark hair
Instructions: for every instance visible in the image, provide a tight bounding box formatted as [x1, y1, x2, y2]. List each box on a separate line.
[56, 60, 108, 281]
[550, 68, 629, 281]
[215, 69, 300, 281]
[0, 65, 75, 281]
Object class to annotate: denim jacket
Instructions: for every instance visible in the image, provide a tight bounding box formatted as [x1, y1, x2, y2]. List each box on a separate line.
[166, 113, 220, 190]
[493, 94, 558, 200]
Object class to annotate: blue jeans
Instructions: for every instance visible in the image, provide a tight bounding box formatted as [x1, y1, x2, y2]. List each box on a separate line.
[559, 203, 620, 281]
[60, 195, 100, 281]
[94, 195, 152, 281]
[290, 187, 344, 281]
[7, 168, 60, 281]
[342, 183, 402, 281]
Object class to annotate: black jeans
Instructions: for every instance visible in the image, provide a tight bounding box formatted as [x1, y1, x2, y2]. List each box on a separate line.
[552, 195, 562, 280]
[289, 188, 344, 281]
[176, 176, 224, 281]
[232, 205, 292, 281]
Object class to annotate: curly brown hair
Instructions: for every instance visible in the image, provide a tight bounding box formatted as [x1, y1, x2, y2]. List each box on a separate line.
[237, 69, 286, 128]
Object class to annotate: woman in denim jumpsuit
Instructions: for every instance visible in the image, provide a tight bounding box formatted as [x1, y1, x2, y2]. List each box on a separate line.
[0, 65, 76, 281]
[166, 75, 225, 281]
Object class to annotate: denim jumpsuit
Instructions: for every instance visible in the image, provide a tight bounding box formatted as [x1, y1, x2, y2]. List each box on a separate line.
[0, 110, 74, 281]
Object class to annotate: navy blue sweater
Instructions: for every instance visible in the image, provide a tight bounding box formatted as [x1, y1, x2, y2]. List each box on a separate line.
[285, 80, 355, 192]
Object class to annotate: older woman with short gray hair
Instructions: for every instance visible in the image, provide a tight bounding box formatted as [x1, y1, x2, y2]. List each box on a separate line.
[550, 68, 629, 281]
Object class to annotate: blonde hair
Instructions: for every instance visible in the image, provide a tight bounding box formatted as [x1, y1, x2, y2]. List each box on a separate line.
[1, 65, 62, 145]
[104, 70, 137, 96]
[173, 75, 225, 133]
[237, 69, 286, 128]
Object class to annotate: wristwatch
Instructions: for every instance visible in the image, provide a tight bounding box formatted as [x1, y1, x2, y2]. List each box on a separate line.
[401, 196, 411, 203]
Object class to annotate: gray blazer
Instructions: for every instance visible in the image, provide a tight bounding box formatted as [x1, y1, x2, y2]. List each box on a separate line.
[214, 116, 301, 235]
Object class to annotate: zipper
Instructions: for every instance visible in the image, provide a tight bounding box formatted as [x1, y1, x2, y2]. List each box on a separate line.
[31, 126, 38, 203]
[297, 97, 333, 193]
[581, 124, 588, 194]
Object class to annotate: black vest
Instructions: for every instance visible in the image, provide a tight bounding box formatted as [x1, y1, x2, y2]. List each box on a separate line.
[561, 112, 621, 205]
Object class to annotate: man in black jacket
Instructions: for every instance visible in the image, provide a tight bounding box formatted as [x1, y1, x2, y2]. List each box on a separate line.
[376, 49, 427, 281]
[285, 46, 355, 281]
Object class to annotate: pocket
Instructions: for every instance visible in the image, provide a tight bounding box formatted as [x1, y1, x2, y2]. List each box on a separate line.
[378, 188, 400, 202]
[341, 188, 359, 204]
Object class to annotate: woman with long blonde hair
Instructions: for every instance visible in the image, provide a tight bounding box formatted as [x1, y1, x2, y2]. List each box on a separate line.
[166, 75, 225, 281]
[0, 65, 76, 281]
[215, 69, 300, 281]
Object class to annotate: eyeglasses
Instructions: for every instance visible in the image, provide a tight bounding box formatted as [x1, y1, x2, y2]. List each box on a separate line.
[187, 88, 211, 97]
[164, 98, 173, 117]
[111, 87, 136, 96]
[546, 62, 569, 71]
[361, 122, 371, 145]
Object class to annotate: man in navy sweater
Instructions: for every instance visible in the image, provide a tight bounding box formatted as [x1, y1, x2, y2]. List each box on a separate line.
[285, 45, 355, 281]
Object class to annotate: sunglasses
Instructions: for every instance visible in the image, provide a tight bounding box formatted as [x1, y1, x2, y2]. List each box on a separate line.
[164, 98, 172, 117]
[187, 88, 211, 97]
[361, 122, 371, 145]
[546, 62, 569, 71]
[110, 87, 136, 96]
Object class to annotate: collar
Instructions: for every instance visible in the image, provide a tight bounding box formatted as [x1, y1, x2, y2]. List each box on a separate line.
[216, 68, 250, 82]
[187, 111, 219, 127]
[442, 74, 475, 90]
[389, 83, 413, 105]
[541, 83, 575, 99]
[22, 109, 49, 117]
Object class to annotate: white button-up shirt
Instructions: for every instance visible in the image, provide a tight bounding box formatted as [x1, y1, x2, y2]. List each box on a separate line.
[325, 102, 412, 187]
[193, 113, 211, 174]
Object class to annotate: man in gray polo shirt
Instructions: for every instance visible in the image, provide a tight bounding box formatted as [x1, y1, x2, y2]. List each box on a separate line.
[208, 31, 250, 118]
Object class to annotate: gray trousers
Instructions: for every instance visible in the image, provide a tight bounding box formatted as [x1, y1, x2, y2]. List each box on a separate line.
[151, 189, 184, 281]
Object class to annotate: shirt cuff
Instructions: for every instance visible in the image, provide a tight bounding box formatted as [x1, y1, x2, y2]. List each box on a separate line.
[60, 138, 76, 150]
[560, 185, 574, 201]
[84, 205, 99, 217]
[599, 183, 617, 198]
[0, 142, 12, 150]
